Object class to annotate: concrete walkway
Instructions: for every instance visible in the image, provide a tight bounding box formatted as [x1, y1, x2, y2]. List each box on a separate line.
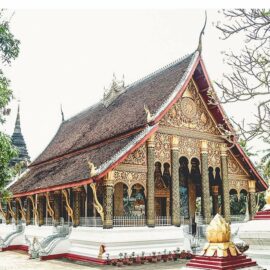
[0, 251, 187, 270]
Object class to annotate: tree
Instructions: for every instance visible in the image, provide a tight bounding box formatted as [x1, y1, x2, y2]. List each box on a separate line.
[0, 11, 20, 199]
[215, 9, 270, 143]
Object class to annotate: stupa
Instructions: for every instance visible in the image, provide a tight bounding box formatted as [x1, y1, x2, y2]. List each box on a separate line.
[183, 214, 261, 270]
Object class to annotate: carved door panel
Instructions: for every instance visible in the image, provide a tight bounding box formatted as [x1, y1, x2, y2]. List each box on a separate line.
[155, 197, 166, 216]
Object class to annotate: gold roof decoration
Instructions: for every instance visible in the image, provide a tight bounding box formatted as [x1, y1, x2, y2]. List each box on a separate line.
[103, 73, 125, 107]
[203, 214, 241, 257]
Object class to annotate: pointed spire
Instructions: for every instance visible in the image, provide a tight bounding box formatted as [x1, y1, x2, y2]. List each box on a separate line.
[10, 103, 30, 168]
[196, 10, 207, 55]
[60, 104, 65, 122]
[14, 103, 21, 133]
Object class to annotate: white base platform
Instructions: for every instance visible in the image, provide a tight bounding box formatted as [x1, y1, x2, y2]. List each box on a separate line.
[68, 226, 185, 260]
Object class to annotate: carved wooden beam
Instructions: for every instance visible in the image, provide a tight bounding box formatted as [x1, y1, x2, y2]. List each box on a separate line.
[27, 195, 39, 224]
[90, 183, 104, 222]
[0, 202, 7, 221]
[62, 189, 74, 224]
[16, 198, 26, 221]
[45, 192, 55, 222]
[7, 200, 17, 222]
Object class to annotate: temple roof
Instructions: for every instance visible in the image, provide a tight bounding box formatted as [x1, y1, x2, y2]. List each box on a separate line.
[9, 50, 268, 195]
[10, 105, 30, 167]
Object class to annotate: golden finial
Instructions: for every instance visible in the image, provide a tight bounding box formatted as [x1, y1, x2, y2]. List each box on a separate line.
[196, 10, 207, 55]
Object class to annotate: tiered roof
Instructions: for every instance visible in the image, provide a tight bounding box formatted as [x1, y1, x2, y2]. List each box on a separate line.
[10, 51, 267, 196]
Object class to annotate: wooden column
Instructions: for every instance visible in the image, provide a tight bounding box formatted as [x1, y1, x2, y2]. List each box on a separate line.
[103, 172, 114, 229]
[73, 187, 82, 227]
[248, 180, 257, 219]
[15, 200, 20, 225]
[147, 134, 155, 227]
[38, 195, 44, 226]
[54, 191, 61, 225]
[212, 185, 219, 216]
[200, 140, 211, 224]
[171, 136, 180, 226]
[26, 199, 31, 225]
[220, 144, 230, 223]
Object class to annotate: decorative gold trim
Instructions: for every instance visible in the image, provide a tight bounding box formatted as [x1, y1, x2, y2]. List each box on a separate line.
[248, 180, 256, 193]
[16, 198, 26, 221]
[115, 164, 147, 173]
[90, 183, 104, 222]
[147, 134, 155, 148]
[220, 143, 227, 156]
[171, 135, 179, 150]
[27, 195, 39, 224]
[158, 126, 225, 143]
[45, 192, 55, 222]
[62, 189, 74, 224]
[201, 140, 208, 153]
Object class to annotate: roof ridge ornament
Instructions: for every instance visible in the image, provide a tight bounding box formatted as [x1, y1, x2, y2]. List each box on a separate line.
[196, 10, 207, 55]
[103, 73, 125, 107]
[88, 160, 97, 177]
[144, 104, 154, 123]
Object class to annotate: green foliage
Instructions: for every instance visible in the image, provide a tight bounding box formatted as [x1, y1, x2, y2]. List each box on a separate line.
[230, 193, 247, 215]
[0, 11, 20, 197]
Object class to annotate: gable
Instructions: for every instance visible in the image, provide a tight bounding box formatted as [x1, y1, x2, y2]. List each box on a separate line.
[160, 79, 220, 135]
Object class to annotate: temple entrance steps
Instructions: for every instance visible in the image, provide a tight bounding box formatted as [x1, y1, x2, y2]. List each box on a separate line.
[24, 225, 71, 259]
[0, 223, 24, 251]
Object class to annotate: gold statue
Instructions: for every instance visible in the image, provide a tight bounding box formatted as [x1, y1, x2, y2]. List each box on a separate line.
[88, 161, 97, 177]
[203, 214, 240, 257]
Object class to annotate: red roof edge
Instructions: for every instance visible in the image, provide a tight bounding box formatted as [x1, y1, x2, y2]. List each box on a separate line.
[199, 57, 268, 191]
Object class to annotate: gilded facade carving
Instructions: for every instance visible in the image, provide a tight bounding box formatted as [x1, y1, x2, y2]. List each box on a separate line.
[154, 132, 171, 164]
[160, 80, 219, 135]
[228, 152, 248, 176]
[113, 170, 147, 197]
[122, 144, 147, 165]
[229, 179, 249, 194]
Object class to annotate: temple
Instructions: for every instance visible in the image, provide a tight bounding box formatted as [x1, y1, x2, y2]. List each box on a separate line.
[0, 50, 268, 263]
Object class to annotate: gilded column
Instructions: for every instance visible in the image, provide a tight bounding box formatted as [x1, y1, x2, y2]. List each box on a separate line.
[212, 185, 219, 216]
[73, 186, 82, 227]
[38, 195, 44, 226]
[26, 199, 31, 225]
[54, 191, 61, 225]
[103, 172, 114, 229]
[147, 134, 155, 227]
[200, 140, 211, 224]
[248, 180, 257, 219]
[114, 183, 124, 216]
[171, 135, 180, 226]
[220, 144, 230, 223]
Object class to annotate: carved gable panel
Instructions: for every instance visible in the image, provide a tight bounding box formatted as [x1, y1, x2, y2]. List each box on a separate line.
[122, 144, 147, 166]
[160, 80, 219, 135]
[228, 151, 248, 176]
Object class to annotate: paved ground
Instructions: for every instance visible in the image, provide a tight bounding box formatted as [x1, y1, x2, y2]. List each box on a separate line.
[1, 251, 270, 270]
[0, 251, 187, 270]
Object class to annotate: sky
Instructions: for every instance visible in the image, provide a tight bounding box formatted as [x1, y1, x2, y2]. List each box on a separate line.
[1, 9, 264, 162]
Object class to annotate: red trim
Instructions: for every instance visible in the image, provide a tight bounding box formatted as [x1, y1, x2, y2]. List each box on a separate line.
[154, 55, 200, 124]
[199, 58, 268, 191]
[40, 253, 106, 265]
[13, 178, 94, 198]
[97, 125, 158, 180]
[2, 245, 28, 252]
